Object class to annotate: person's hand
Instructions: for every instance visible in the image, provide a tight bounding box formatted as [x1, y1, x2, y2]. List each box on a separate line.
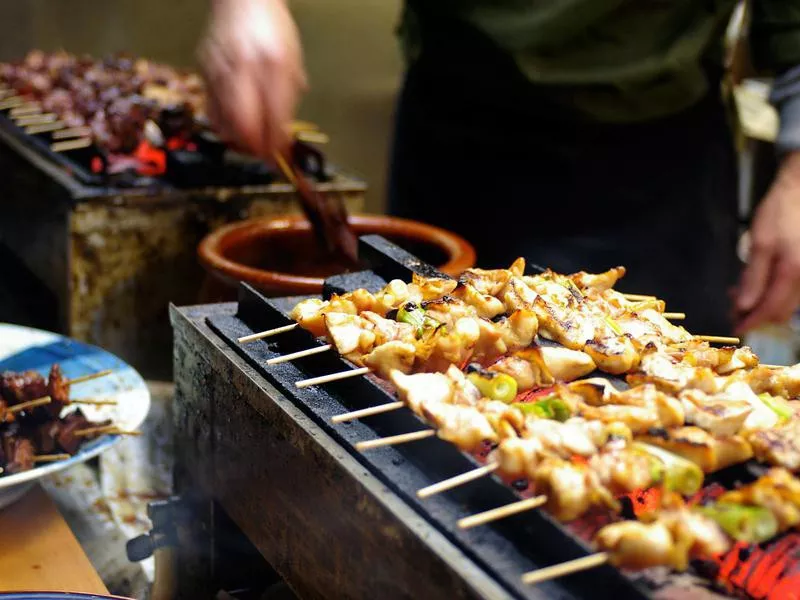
[198, 0, 307, 158]
[735, 151, 800, 333]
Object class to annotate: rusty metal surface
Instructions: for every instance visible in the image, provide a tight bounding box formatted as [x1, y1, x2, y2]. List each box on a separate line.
[0, 122, 365, 380]
[171, 302, 517, 600]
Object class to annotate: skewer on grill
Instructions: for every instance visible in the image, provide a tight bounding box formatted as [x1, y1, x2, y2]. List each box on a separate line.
[26, 121, 65, 135]
[33, 453, 72, 463]
[663, 312, 685, 320]
[331, 401, 404, 423]
[521, 553, 610, 586]
[238, 323, 299, 344]
[52, 126, 93, 140]
[458, 496, 548, 529]
[14, 112, 57, 127]
[0, 96, 25, 110]
[354, 429, 435, 451]
[418, 464, 499, 499]
[51, 138, 92, 153]
[267, 344, 332, 364]
[295, 367, 370, 389]
[694, 335, 740, 345]
[9, 104, 42, 117]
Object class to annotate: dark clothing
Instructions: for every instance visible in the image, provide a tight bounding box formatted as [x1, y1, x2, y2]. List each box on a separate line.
[388, 17, 741, 335]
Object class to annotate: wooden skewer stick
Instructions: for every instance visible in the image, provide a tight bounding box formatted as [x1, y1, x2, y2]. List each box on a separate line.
[74, 425, 141, 437]
[295, 367, 371, 389]
[10, 104, 42, 117]
[621, 293, 656, 301]
[296, 130, 330, 144]
[51, 138, 92, 152]
[521, 553, 609, 586]
[26, 121, 65, 135]
[354, 429, 435, 451]
[273, 152, 299, 187]
[14, 113, 56, 126]
[67, 369, 114, 386]
[53, 126, 93, 139]
[0, 96, 25, 110]
[71, 398, 118, 406]
[694, 335, 740, 345]
[418, 463, 499, 499]
[457, 496, 548, 530]
[267, 344, 332, 365]
[8, 395, 51, 413]
[33, 453, 71, 463]
[762, 364, 783, 369]
[662, 312, 685, 320]
[238, 323, 298, 344]
[331, 401, 404, 423]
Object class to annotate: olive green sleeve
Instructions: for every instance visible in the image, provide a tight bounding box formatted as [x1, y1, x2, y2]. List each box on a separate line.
[750, 1, 800, 73]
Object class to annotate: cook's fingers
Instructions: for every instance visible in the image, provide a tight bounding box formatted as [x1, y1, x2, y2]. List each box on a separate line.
[737, 256, 800, 333]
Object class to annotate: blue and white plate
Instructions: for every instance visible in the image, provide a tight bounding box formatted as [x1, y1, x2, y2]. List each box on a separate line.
[0, 323, 150, 509]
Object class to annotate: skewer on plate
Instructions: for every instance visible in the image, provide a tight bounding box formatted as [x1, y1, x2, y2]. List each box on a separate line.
[33, 453, 72, 463]
[7, 395, 51, 413]
[73, 424, 141, 437]
[67, 369, 113, 386]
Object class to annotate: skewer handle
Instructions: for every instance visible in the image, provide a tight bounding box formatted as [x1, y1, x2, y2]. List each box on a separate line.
[33, 453, 71, 463]
[457, 496, 547, 530]
[238, 323, 298, 343]
[332, 401, 404, 423]
[354, 429, 435, 451]
[267, 344, 332, 365]
[7, 395, 51, 413]
[67, 369, 114, 386]
[521, 553, 609, 585]
[296, 367, 371, 389]
[417, 464, 498, 499]
[694, 335, 740, 345]
[51, 137, 93, 152]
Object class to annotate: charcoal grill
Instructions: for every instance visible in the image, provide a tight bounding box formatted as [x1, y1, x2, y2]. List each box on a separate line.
[172, 235, 800, 599]
[0, 110, 365, 379]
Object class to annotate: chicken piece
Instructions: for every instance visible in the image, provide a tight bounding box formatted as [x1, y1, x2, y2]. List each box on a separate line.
[524, 417, 608, 458]
[500, 277, 538, 313]
[636, 426, 753, 473]
[1, 370, 48, 406]
[569, 266, 626, 291]
[722, 381, 781, 432]
[532, 296, 595, 351]
[583, 333, 639, 375]
[459, 265, 513, 296]
[372, 279, 412, 315]
[409, 273, 458, 301]
[596, 520, 676, 569]
[678, 389, 752, 437]
[390, 370, 454, 413]
[629, 349, 719, 394]
[45, 363, 70, 419]
[421, 297, 479, 329]
[532, 458, 618, 521]
[493, 436, 544, 480]
[360, 311, 415, 346]
[539, 346, 596, 381]
[496, 309, 538, 352]
[744, 364, 800, 399]
[422, 402, 498, 450]
[453, 283, 506, 319]
[748, 420, 800, 471]
[588, 447, 655, 495]
[489, 349, 555, 391]
[416, 317, 480, 373]
[361, 341, 416, 378]
[569, 381, 684, 431]
[323, 313, 376, 358]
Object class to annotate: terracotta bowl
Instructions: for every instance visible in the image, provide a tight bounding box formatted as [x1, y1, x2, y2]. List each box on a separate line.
[197, 214, 476, 298]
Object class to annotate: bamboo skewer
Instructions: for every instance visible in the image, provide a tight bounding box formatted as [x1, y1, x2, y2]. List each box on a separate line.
[295, 367, 371, 389]
[67, 369, 114, 386]
[25, 121, 65, 134]
[8, 396, 51, 413]
[267, 344, 332, 365]
[71, 398, 118, 406]
[662, 312, 685, 320]
[521, 553, 609, 585]
[238, 323, 298, 343]
[458, 496, 548, 530]
[74, 425, 141, 437]
[51, 138, 92, 152]
[0, 96, 25, 110]
[694, 335, 740, 345]
[52, 126, 92, 139]
[418, 464, 499, 499]
[621, 293, 656, 301]
[14, 112, 56, 126]
[354, 429, 435, 451]
[331, 401, 404, 423]
[33, 453, 71, 463]
[273, 152, 299, 187]
[295, 130, 330, 144]
[10, 104, 42, 117]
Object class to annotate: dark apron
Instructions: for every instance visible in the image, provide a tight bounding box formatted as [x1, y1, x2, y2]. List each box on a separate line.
[388, 11, 741, 335]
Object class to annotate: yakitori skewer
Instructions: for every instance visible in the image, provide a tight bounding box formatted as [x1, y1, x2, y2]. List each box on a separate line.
[33, 453, 71, 463]
[238, 323, 299, 344]
[73, 425, 141, 437]
[295, 367, 371, 389]
[9, 104, 41, 117]
[521, 553, 609, 586]
[295, 130, 330, 144]
[694, 335, 740, 345]
[52, 126, 93, 139]
[417, 464, 499, 499]
[71, 398, 118, 406]
[14, 112, 56, 127]
[7, 395, 51, 413]
[26, 121, 65, 135]
[663, 312, 685, 320]
[67, 369, 113, 386]
[620, 293, 655, 301]
[0, 96, 25, 110]
[331, 401, 404, 423]
[51, 138, 92, 153]
[458, 496, 547, 530]
[354, 429, 435, 451]
[267, 344, 332, 365]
